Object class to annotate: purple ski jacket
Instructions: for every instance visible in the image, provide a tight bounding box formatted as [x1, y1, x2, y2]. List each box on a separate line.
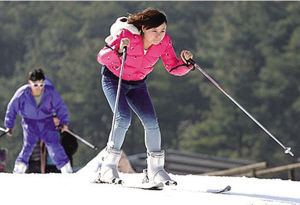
[4, 78, 69, 129]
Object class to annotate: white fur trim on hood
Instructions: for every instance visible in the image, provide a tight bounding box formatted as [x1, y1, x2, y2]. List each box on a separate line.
[105, 17, 141, 44]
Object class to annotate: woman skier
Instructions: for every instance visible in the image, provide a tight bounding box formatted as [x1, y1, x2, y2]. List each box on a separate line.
[96, 8, 194, 185]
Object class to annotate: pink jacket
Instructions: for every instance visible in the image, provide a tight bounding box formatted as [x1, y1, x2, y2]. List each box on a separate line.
[97, 17, 192, 81]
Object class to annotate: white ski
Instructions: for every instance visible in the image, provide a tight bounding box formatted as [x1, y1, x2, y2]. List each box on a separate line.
[206, 185, 231, 194]
[124, 182, 164, 190]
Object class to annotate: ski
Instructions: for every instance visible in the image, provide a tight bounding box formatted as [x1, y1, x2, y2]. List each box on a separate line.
[93, 177, 123, 185]
[124, 180, 178, 190]
[93, 174, 230, 193]
[163, 183, 231, 194]
[93, 174, 164, 190]
[206, 185, 231, 194]
[124, 182, 164, 190]
[94, 180, 164, 190]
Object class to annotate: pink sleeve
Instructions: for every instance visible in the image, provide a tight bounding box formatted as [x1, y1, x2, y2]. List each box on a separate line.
[97, 35, 122, 67]
[160, 36, 193, 76]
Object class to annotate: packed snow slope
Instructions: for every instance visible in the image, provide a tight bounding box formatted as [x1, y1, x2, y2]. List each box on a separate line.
[1, 153, 300, 205]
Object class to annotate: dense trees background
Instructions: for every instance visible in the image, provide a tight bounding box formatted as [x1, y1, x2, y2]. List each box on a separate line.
[0, 1, 299, 171]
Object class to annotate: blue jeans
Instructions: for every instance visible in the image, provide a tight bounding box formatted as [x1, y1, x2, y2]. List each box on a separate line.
[101, 67, 161, 152]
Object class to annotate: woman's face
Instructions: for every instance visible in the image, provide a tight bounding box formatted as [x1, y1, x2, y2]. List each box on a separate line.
[142, 23, 167, 45]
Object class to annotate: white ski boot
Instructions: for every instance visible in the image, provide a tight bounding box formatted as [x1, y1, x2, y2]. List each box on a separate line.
[95, 147, 123, 184]
[60, 161, 73, 173]
[144, 150, 177, 186]
[13, 161, 27, 174]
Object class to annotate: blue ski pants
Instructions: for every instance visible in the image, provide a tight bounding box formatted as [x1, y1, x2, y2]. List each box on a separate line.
[16, 117, 69, 170]
[101, 66, 161, 152]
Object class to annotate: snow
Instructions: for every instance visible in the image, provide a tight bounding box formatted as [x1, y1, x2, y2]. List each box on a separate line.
[1, 153, 300, 205]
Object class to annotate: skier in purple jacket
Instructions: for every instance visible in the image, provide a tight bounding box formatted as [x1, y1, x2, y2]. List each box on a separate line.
[4, 68, 72, 173]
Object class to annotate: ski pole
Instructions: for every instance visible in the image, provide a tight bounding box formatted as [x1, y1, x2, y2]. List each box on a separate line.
[63, 129, 98, 151]
[187, 59, 294, 157]
[107, 46, 128, 149]
[0, 127, 9, 138]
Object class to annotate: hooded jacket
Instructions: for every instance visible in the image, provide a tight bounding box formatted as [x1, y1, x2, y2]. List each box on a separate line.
[97, 17, 193, 81]
[4, 77, 69, 129]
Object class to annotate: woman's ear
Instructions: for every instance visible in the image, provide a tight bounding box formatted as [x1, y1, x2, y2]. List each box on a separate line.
[141, 25, 146, 33]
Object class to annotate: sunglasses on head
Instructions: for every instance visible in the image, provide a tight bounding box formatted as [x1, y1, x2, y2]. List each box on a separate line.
[30, 82, 45, 87]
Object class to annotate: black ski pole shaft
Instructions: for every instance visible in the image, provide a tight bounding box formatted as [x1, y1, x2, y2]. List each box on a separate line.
[64, 129, 98, 150]
[188, 59, 294, 157]
[0, 127, 9, 138]
[107, 46, 127, 149]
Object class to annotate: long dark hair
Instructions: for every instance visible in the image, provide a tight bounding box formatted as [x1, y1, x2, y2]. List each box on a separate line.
[127, 8, 167, 32]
